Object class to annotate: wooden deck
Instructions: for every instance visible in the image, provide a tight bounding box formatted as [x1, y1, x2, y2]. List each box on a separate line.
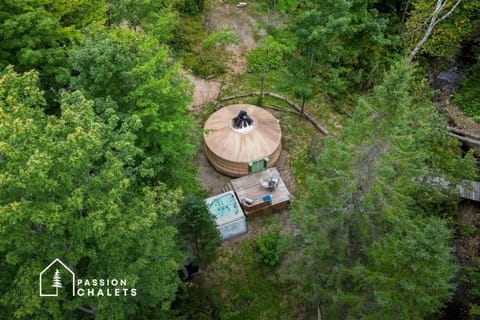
[230, 167, 291, 217]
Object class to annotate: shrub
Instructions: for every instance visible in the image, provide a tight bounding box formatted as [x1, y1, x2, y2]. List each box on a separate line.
[246, 35, 292, 73]
[202, 29, 239, 49]
[255, 228, 286, 268]
[463, 258, 480, 317]
[454, 62, 480, 120]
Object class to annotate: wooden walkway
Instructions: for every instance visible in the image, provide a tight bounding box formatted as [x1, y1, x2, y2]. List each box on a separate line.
[457, 180, 480, 201]
[230, 167, 291, 217]
[429, 177, 480, 202]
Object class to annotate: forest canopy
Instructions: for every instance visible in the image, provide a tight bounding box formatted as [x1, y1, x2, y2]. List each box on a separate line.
[1, 0, 480, 319]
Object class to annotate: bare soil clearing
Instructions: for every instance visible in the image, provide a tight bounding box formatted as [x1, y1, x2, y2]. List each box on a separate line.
[205, 1, 284, 74]
[196, 147, 231, 196]
[187, 74, 221, 112]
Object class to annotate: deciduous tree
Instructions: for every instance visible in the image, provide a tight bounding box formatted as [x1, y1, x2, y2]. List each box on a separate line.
[0, 0, 106, 102]
[405, 0, 480, 59]
[0, 67, 185, 319]
[70, 29, 196, 190]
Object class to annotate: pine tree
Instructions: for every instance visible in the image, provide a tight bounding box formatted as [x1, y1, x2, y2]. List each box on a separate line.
[177, 195, 221, 267]
[286, 59, 476, 319]
[52, 269, 62, 291]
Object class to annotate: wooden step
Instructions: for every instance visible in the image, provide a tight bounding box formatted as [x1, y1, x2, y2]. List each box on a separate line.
[221, 182, 234, 193]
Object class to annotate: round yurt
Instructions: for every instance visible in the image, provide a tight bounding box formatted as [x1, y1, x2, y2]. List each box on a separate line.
[203, 104, 282, 177]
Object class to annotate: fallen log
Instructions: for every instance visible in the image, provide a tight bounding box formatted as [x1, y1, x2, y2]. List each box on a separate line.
[264, 104, 302, 115]
[265, 92, 329, 136]
[215, 91, 329, 136]
[447, 126, 480, 140]
[300, 110, 329, 136]
[264, 92, 302, 110]
[447, 132, 480, 146]
[220, 92, 258, 102]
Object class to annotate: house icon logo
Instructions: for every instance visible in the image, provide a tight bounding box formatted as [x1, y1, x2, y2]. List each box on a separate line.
[39, 258, 75, 297]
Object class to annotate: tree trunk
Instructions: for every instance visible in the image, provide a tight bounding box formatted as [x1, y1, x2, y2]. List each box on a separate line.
[448, 126, 480, 140]
[301, 95, 306, 114]
[258, 47, 269, 106]
[265, 92, 329, 135]
[409, 0, 461, 60]
[447, 132, 480, 146]
[79, 307, 96, 315]
[220, 92, 258, 102]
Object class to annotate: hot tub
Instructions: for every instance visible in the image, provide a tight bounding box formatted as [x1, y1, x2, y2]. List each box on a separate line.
[205, 191, 247, 240]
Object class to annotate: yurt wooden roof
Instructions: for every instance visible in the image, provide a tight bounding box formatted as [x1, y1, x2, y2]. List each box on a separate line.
[203, 104, 282, 163]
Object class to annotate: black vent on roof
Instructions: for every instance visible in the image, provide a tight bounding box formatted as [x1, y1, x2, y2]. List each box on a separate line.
[232, 110, 253, 129]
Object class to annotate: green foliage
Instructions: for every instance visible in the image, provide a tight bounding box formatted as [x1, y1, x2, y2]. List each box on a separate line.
[454, 61, 480, 120]
[247, 36, 292, 73]
[463, 257, 480, 316]
[363, 217, 457, 319]
[0, 67, 185, 319]
[457, 220, 477, 237]
[70, 29, 197, 190]
[471, 304, 480, 316]
[191, 28, 238, 76]
[287, 59, 475, 318]
[177, 196, 222, 266]
[175, 0, 206, 15]
[0, 0, 106, 102]
[175, 236, 298, 320]
[173, 16, 226, 77]
[404, 0, 480, 59]
[287, 0, 350, 101]
[106, 0, 180, 42]
[261, 0, 300, 13]
[202, 29, 239, 49]
[285, 0, 395, 101]
[255, 227, 286, 268]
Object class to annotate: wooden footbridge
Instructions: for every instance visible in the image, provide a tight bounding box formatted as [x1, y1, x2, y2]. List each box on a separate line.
[429, 176, 480, 202]
[456, 180, 480, 201]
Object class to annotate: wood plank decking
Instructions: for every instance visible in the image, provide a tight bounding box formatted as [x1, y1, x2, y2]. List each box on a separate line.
[457, 180, 480, 202]
[428, 176, 480, 202]
[230, 167, 291, 217]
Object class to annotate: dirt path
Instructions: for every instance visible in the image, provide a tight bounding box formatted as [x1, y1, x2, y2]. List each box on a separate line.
[196, 147, 231, 196]
[206, 4, 259, 51]
[188, 1, 286, 108]
[205, 2, 259, 74]
[205, 1, 284, 74]
[187, 74, 221, 112]
[187, 2, 269, 109]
